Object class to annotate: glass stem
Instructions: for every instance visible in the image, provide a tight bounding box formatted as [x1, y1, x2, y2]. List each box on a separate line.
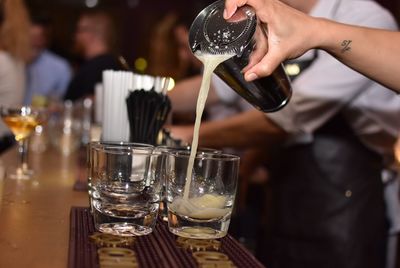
[17, 138, 28, 172]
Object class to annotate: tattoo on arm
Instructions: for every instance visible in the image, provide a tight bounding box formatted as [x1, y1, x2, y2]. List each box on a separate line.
[341, 40, 352, 53]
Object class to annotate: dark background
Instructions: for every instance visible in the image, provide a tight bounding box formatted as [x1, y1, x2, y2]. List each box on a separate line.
[26, 0, 215, 68]
[26, 0, 400, 71]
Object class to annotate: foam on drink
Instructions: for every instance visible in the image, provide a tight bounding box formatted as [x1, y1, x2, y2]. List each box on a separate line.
[170, 194, 229, 219]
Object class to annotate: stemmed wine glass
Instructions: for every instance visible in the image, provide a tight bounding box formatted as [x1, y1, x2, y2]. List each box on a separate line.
[0, 106, 44, 179]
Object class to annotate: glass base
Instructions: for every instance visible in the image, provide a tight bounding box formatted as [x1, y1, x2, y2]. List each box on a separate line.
[92, 200, 159, 237]
[97, 222, 153, 237]
[168, 209, 230, 239]
[169, 226, 227, 239]
[7, 166, 33, 180]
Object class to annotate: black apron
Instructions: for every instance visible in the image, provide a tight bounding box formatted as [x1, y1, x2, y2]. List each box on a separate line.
[259, 114, 387, 268]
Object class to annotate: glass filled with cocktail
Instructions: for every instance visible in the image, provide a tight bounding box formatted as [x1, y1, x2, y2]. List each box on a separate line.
[0, 106, 45, 179]
[165, 151, 239, 239]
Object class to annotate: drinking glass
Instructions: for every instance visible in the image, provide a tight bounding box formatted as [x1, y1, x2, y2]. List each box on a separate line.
[48, 100, 82, 155]
[156, 146, 222, 221]
[89, 142, 161, 236]
[0, 106, 44, 179]
[165, 151, 239, 239]
[88, 142, 154, 214]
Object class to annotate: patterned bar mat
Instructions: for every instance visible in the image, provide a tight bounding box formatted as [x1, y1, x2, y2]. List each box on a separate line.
[68, 207, 265, 268]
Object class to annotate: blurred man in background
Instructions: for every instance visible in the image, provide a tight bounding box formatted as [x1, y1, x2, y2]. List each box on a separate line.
[63, 10, 122, 101]
[24, 16, 71, 106]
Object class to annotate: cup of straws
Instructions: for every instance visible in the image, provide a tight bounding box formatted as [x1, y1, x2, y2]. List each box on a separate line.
[126, 89, 171, 145]
[101, 71, 171, 144]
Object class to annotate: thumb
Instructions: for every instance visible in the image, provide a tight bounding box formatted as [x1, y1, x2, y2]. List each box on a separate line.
[224, 0, 247, 19]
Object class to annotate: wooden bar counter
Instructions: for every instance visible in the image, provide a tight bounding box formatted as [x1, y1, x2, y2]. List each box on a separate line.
[0, 146, 87, 268]
[0, 144, 266, 268]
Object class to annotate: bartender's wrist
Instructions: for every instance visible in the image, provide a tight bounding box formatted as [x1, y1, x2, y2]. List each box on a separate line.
[315, 18, 347, 56]
[309, 17, 330, 50]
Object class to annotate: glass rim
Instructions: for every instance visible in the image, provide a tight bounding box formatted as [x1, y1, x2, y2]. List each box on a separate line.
[0, 105, 45, 114]
[89, 141, 154, 148]
[89, 141, 155, 154]
[167, 150, 239, 161]
[155, 145, 222, 154]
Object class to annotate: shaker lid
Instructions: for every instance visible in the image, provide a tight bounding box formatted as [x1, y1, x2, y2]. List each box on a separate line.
[189, 0, 256, 55]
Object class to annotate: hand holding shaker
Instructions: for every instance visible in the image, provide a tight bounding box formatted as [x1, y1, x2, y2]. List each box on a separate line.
[189, 0, 292, 112]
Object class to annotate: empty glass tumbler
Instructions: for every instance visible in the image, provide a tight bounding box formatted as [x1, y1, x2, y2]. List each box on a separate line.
[88, 142, 160, 236]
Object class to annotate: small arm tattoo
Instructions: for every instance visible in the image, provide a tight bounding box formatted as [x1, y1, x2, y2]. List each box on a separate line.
[341, 40, 352, 53]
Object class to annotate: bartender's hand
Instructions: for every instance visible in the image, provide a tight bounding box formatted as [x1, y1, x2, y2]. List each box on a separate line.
[168, 125, 194, 144]
[224, 0, 320, 81]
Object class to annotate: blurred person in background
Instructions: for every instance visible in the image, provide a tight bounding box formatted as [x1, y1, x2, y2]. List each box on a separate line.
[24, 16, 71, 106]
[63, 10, 122, 102]
[148, 12, 253, 127]
[147, 12, 205, 125]
[148, 12, 202, 81]
[0, 0, 30, 153]
[170, 0, 400, 267]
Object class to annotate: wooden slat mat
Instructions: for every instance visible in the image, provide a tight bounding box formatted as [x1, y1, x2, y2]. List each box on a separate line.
[68, 207, 265, 268]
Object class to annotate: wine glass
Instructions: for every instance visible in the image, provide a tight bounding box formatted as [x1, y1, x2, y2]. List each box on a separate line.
[0, 106, 44, 179]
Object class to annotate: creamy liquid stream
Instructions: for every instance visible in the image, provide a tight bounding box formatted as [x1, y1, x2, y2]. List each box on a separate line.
[183, 53, 234, 200]
[170, 53, 233, 220]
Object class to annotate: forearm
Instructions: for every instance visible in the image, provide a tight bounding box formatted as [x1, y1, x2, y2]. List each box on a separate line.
[317, 18, 400, 92]
[168, 76, 202, 112]
[168, 75, 220, 112]
[198, 110, 286, 149]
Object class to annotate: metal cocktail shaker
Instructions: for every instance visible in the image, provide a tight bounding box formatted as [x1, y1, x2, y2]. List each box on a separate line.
[189, 0, 292, 112]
